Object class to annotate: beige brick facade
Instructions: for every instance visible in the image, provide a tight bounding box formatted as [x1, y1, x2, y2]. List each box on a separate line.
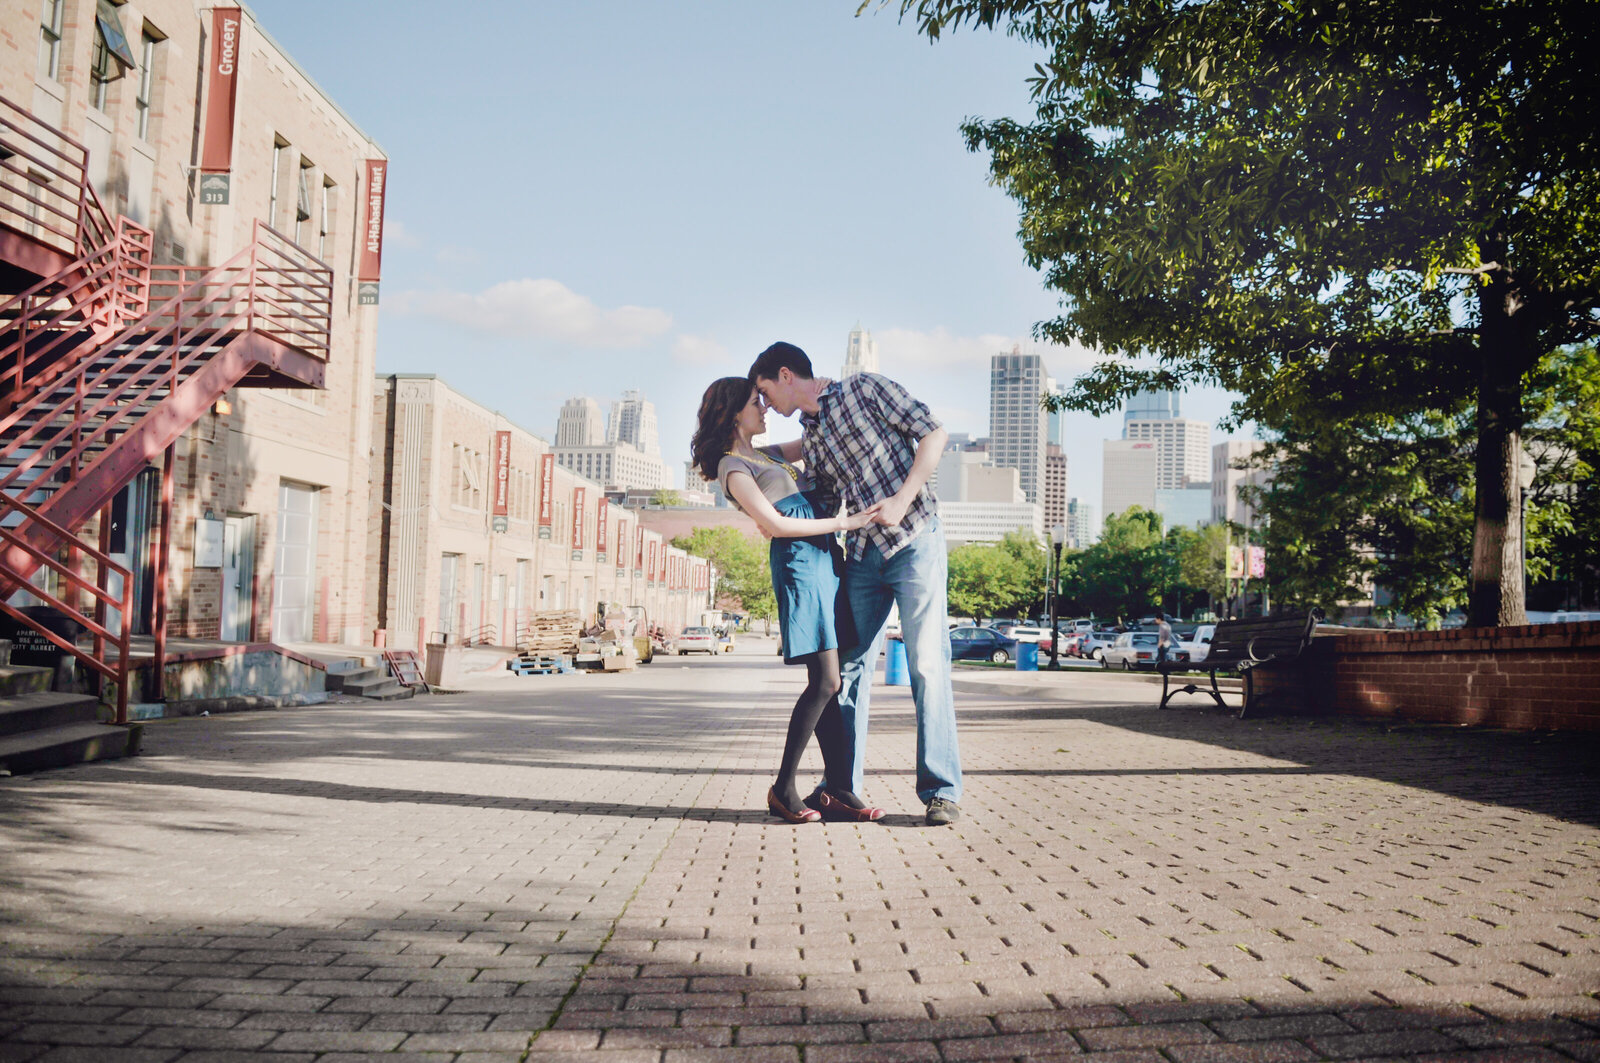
[369, 376, 711, 649]
[4, 2, 385, 645]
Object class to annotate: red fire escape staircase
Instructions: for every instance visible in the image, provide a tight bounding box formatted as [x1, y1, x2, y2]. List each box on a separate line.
[1, 94, 333, 722]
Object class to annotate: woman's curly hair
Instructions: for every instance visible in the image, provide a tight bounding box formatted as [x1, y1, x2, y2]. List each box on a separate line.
[690, 376, 754, 483]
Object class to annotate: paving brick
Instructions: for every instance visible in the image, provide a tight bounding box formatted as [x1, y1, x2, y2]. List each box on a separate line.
[1166, 1041, 1322, 1063]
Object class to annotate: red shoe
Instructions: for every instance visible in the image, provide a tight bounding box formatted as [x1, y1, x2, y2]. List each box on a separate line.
[767, 786, 821, 823]
[816, 790, 885, 822]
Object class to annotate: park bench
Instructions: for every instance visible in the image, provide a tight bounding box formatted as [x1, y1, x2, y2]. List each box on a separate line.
[1158, 607, 1325, 718]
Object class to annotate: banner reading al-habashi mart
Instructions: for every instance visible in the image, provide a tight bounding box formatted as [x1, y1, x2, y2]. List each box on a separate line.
[358, 159, 387, 304]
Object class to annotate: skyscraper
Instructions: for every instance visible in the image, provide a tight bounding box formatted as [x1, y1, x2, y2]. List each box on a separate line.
[1122, 389, 1210, 489]
[842, 325, 878, 378]
[989, 351, 1048, 505]
[555, 397, 605, 447]
[1044, 443, 1068, 533]
[608, 389, 661, 456]
[1102, 439, 1158, 518]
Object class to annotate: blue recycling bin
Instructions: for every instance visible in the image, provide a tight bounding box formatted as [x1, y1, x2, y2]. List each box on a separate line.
[885, 638, 910, 685]
[1016, 641, 1039, 671]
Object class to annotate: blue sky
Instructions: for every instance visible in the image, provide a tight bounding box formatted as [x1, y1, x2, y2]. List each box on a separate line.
[252, 0, 1246, 519]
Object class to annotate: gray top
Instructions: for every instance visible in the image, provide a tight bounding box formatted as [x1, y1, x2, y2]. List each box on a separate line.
[717, 446, 809, 511]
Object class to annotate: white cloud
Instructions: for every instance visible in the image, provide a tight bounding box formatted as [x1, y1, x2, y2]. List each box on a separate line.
[671, 334, 729, 366]
[384, 217, 422, 249]
[875, 326, 1102, 378]
[390, 278, 673, 348]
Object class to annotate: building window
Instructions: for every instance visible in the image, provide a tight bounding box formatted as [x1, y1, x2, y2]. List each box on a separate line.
[318, 177, 335, 259]
[295, 157, 314, 244]
[39, 0, 64, 81]
[269, 139, 286, 228]
[89, 28, 115, 111]
[134, 31, 157, 140]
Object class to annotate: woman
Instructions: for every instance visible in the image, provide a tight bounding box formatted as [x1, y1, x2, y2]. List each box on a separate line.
[690, 377, 885, 823]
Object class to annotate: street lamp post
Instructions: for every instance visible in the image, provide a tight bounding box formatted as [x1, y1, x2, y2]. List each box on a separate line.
[1048, 524, 1066, 669]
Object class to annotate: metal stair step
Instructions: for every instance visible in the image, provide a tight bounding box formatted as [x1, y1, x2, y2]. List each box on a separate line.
[0, 720, 139, 775]
[0, 690, 100, 736]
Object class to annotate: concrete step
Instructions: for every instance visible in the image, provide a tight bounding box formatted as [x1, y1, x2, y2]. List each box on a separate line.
[0, 720, 140, 775]
[323, 665, 379, 692]
[0, 664, 54, 698]
[340, 673, 414, 700]
[0, 690, 99, 737]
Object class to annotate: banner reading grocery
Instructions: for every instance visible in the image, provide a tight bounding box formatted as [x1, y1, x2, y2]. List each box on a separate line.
[646, 540, 657, 582]
[537, 454, 553, 539]
[198, 7, 242, 204]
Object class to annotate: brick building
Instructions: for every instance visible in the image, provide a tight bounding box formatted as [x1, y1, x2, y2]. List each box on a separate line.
[368, 376, 710, 649]
[3, 2, 387, 646]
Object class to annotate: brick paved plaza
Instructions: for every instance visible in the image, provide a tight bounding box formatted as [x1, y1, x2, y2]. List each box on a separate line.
[3, 644, 1598, 1062]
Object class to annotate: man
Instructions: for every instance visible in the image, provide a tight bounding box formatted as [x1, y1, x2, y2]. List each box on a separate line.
[1156, 612, 1174, 666]
[749, 342, 962, 826]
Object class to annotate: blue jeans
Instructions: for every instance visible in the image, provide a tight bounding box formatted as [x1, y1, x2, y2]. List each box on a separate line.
[825, 518, 961, 805]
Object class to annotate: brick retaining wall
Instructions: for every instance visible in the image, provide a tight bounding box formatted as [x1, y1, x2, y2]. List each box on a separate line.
[1252, 620, 1600, 730]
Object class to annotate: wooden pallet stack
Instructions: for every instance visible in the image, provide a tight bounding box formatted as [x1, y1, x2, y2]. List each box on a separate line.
[517, 610, 581, 656]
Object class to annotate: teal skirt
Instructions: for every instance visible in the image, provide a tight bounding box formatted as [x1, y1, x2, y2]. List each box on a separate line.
[771, 492, 857, 664]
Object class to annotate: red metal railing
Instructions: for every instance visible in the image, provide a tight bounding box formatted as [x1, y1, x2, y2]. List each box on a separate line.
[0, 217, 152, 399]
[0, 94, 115, 259]
[0, 492, 131, 721]
[0, 220, 332, 520]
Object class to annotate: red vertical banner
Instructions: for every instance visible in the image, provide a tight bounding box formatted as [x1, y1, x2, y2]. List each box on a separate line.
[636, 530, 646, 575]
[659, 547, 669, 585]
[595, 499, 608, 561]
[199, 7, 242, 203]
[571, 487, 586, 558]
[357, 160, 387, 303]
[617, 520, 628, 569]
[492, 431, 511, 517]
[646, 540, 657, 583]
[537, 453, 554, 539]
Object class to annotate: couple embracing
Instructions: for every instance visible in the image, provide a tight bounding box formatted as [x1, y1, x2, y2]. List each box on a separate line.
[689, 342, 963, 827]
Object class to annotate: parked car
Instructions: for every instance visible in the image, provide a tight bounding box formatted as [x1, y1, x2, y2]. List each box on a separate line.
[1101, 631, 1190, 671]
[1181, 623, 1216, 663]
[672, 626, 718, 655]
[949, 626, 1019, 664]
[1006, 625, 1056, 652]
[1078, 629, 1120, 660]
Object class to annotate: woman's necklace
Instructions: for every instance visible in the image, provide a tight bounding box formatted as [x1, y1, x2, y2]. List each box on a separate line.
[733, 441, 799, 483]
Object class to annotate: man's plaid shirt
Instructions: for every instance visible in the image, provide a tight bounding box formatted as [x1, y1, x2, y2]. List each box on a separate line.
[800, 372, 943, 561]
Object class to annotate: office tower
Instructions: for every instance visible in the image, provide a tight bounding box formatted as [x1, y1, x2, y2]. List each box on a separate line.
[555, 397, 605, 447]
[1045, 378, 1067, 447]
[1103, 439, 1159, 518]
[1212, 440, 1271, 526]
[989, 351, 1048, 505]
[1124, 389, 1181, 426]
[1044, 443, 1068, 532]
[842, 325, 878, 378]
[608, 389, 661, 456]
[1065, 498, 1097, 548]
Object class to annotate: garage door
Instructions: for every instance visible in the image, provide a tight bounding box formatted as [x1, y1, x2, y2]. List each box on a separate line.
[272, 482, 318, 642]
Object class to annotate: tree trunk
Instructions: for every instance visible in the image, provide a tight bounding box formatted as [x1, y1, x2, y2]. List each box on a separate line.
[1467, 254, 1528, 629]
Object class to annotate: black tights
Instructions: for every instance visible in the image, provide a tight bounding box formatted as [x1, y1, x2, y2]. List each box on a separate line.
[771, 649, 862, 814]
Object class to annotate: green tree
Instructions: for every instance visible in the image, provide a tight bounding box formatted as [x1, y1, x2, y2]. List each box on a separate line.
[876, 0, 1600, 627]
[650, 489, 684, 507]
[996, 528, 1049, 615]
[672, 526, 774, 619]
[1065, 508, 1170, 620]
[1169, 523, 1229, 618]
[947, 542, 1032, 619]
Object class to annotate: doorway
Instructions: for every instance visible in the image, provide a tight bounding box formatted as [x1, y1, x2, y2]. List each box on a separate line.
[272, 481, 318, 642]
[221, 515, 256, 642]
